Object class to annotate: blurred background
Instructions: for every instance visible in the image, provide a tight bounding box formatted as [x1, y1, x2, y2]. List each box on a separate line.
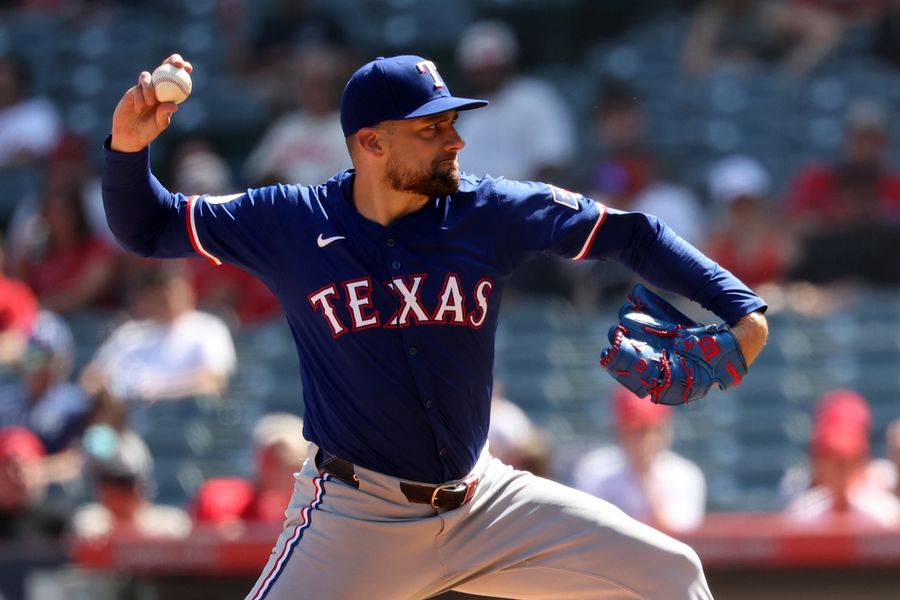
[2, 0, 900, 598]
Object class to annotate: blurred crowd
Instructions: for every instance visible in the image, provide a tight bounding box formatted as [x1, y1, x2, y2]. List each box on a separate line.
[2, 0, 900, 595]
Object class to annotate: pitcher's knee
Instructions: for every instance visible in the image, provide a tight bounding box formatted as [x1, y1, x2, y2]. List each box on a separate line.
[677, 542, 704, 575]
[662, 542, 710, 599]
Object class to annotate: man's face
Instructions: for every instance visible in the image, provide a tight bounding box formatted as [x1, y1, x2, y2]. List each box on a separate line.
[846, 127, 889, 165]
[619, 423, 670, 473]
[814, 453, 864, 510]
[380, 111, 466, 198]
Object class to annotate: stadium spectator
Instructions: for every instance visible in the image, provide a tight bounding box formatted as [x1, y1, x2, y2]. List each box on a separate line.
[517, 82, 695, 310]
[604, 145, 706, 248]
[704, 155, 794, 287]
[572, 389, 706, 533]
[243, 45, 351, 188]
[786, 99, 900, 228]
[5, 131, 114, 258]
[79, 259, 236, 405]
[0, 311, 89, 459]
[0, 233, 37, 366]
[783, 389, 900, 528]
[169, 137, 235, 196]
[554, 83, 706, 311]
[786, 99, 900, 285]
[0, 427, 65, 540]
[45, 131, 111, 246]
[191, 412, 308, 524]
[454, 20, 576, 183]
[223, 0, 346, 110]
[8, 180, 120, 315]
[590, 81, 644, 158]
[579, 84, 706, 248]
[869, 418, 900, 500]
[487, 384, 552, 478]
[0, 426, 71, 600]
[169, 137, 282, 327]
[190, 261, 284, 328]
[71, 424, 191, 540]
[680, 0, 842, 80]
[0, 54, 62, 166]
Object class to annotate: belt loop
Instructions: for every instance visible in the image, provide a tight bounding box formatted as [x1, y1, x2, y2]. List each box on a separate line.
[315, 449, 360, 488]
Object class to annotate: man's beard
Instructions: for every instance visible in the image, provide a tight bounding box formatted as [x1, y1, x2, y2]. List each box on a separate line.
[386, 156, 460, 198]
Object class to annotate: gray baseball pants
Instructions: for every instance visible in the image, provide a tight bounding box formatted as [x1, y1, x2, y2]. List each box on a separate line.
[245, 444, 713, 600]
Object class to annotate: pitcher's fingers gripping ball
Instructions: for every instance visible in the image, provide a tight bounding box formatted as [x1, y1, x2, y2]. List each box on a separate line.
[151, 63, 192, 104]
[600, 284, 747, 405]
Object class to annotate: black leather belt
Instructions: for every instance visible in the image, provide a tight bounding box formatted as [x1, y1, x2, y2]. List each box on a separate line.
[314, 449, 479, 510]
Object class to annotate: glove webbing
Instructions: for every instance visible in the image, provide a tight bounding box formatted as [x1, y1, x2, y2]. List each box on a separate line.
[601, 325, 680, 404]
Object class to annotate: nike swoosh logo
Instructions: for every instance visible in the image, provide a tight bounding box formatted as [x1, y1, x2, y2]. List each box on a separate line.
[317, 234, 346, 248]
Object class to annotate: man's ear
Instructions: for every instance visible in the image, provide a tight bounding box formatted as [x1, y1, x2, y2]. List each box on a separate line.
[356, 128, 385, 155]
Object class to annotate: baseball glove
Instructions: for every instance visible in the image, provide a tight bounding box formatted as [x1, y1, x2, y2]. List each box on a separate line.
[599, 285, 747, 405]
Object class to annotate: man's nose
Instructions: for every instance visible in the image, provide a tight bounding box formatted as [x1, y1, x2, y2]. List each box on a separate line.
[445, 127, 465, 152]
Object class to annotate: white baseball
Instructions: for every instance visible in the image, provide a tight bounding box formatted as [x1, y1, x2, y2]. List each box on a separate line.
[151, 63, 192, 104]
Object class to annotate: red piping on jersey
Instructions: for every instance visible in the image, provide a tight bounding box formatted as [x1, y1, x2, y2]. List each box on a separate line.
[573, 203, 608, 261]
[185, 195, 222, 266]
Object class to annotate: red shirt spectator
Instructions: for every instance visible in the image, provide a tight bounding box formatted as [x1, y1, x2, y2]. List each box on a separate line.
[191, 477, 289, 523]
[784, 389, 900, 527]
[192, 413, 307, 525]
[11, 185, 120, 314]
[188, 261, 283, 327]
[706, 233, 790, 287]
[23, 236, 115, 301]
[705, 155, 794, 286]
[785, 164, 900, 224]
[785, 99, 900, 229]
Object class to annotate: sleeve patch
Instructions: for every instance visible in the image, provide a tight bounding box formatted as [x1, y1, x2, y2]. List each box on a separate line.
[550, 185, 581, 210]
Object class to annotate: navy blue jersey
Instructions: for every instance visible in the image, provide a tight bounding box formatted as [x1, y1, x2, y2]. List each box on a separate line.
[103, 143, 766, 483]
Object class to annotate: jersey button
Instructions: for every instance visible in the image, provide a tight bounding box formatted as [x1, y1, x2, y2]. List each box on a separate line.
[386, 238, 396, 247]
[408, 346, 418, 356]
[392, 261, 401, 270]
[425, 399, 433, 408]
[439, 447, 447, 456]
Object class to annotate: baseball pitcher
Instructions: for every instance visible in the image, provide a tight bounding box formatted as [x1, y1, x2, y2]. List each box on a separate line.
[102, 53, 768, 599]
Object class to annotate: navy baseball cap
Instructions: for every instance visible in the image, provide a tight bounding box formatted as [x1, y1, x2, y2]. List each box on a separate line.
[340, 55, 488, 136]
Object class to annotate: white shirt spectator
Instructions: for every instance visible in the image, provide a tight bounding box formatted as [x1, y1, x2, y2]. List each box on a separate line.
[631, 181, 707, 248]
[0, 96, 61, 165]
[573, 445, 707, 532]
[488, 392, 547, 473]
[92, 310, 236, 402]
[244, 111, 350, 186]
[72, 502, 193, 540]
[456, 76, 575, 181]
[784, 484, 900, 528]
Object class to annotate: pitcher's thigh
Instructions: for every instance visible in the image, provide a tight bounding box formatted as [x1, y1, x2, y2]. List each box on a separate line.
[449, 471, 711, 600]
